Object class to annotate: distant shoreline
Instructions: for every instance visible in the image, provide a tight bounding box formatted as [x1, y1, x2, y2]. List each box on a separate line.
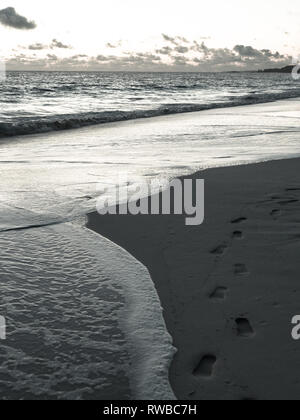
[4, 68, 294, 74]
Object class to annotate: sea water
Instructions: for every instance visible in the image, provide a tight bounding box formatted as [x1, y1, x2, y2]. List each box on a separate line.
[1, 71, 300, 138]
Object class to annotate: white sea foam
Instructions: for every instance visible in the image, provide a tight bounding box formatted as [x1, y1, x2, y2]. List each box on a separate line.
[81, 225, 176, 400]
[0, 209, 175, 399]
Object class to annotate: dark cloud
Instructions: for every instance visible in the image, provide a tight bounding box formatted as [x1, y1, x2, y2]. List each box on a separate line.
[162, 34, 189, 46]
[28, 43, 47, 51]
[155, 46, 173, 55]
[162, 34, 176, 43]
[172, 55, 189, 66]
[174, 46, 189, 54]
[191, 41, 211, 54]
[233, 45, 287, 63]
[26, 39, 72, 51]
[157, 35, 291, 71]
[51, 39, 72, 49]
[0, 7, 36, 30]
[47, 54, 58, 61]
[234, 45, 263, 57]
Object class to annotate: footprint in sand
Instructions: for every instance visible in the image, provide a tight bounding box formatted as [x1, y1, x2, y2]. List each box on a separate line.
[231, 217, 247, 224]
[210, 243, 228, 256]
[235, 318, 255, 338]
[193, 355, 217, 378]
[232, 230, 243, 239]
[210, 287, 228, 301]
[234, 264, 249, 276]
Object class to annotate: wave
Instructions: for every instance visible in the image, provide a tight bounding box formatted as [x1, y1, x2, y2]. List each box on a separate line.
[0, 202, 176, 399]
[1, 89, 300, 139]
[83, 227, 176, 400]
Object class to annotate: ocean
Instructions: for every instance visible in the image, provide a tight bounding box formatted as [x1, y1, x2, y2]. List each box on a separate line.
[1, 71, 300, 137]
[1, 71, 300, 400]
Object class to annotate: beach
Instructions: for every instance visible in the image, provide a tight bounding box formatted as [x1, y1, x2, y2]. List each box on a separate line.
[88, 157, 300, 400]
[1, 96, 300, 399]
[2, 1, 300, 402]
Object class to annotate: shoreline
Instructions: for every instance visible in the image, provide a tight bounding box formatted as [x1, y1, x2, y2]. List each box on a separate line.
[87, 157, 300, 400]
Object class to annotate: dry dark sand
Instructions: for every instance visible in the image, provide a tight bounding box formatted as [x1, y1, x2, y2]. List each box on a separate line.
[87, 158, 300, 401]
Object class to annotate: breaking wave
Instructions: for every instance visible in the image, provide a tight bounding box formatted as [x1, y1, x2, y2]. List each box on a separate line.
[1, 89, 300, 139]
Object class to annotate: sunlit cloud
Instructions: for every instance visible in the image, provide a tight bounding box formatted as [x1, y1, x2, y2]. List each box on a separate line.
[5, 34, 292, 72]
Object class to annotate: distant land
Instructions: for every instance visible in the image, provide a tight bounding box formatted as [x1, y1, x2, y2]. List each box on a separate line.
[225, 65, 296, 74]
[259, 65, 294, 73]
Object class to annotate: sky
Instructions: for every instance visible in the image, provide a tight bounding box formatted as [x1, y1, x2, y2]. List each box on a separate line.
[0, 0, 299, 71]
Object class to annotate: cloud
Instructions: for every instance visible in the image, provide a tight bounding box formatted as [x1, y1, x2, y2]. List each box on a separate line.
[174, 46, 189, 54]
[162, 34, 189, 46]
[106, 41, 122, 49]
[26, 39, 72, 51]
[96, 54, 112, 62]
[234, 45, 264, 57]
[28, 43, 47, 51]
[232, 44, 288, 62]
[6, 51, 165, 72]
[172, 55, 189, 66]
[6, 34, 292, 72]
[0, 7, 36, 30]
[157, 35, 291, 71]
[162, 34, 176, 43]
[51, 39, 72, 49]
[46, 54, 58, 61]
[155, 46, 173, 55]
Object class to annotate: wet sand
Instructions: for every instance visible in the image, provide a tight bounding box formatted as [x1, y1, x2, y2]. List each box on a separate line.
[88, 157, 300, 400]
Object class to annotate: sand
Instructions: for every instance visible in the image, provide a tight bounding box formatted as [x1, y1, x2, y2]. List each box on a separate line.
[87, 157, 300, 401]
